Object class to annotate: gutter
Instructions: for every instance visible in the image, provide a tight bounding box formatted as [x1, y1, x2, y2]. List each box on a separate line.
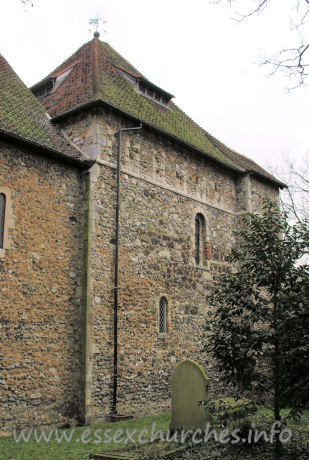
[112, 123, 143, 416]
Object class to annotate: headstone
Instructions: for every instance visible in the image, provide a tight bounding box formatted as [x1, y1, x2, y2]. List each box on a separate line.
[169, 359, 209, 430]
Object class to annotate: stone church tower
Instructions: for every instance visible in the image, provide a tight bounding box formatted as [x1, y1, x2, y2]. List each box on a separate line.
[0, 34, 284, 431]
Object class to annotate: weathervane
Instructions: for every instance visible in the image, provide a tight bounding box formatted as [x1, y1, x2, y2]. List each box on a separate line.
[21, 0, 33, 8]
[89, 14, 106, 37]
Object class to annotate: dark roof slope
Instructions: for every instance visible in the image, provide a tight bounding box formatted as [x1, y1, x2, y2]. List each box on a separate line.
[31, 37, 283, 186]
[0, 52, 92, 168]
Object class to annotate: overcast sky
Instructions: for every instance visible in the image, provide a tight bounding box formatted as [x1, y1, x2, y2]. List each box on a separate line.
[0, 0, 308, 175]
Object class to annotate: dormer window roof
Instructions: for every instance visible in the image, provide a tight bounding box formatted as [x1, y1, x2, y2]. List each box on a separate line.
[115, 65, 174, 108]
[31, 62, 78, 100]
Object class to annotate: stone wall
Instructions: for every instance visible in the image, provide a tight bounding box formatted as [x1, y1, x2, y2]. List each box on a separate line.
[0, 105, 280, 431]
[0, 141, 84, 431]
[251, 176, 279, 213]
[91, 164, 236, 419]
[61, 107, 279, 422]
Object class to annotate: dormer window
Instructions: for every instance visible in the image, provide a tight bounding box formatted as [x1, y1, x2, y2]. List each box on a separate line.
[31, 63, 77, 100]
[137, 80, 173, 106]
[139, 81, 146, 93]
[33, 79, 54, 100]
[115, 65, 174, 108]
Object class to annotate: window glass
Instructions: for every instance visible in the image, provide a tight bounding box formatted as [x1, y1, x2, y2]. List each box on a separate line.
[159, 297, 167, 333]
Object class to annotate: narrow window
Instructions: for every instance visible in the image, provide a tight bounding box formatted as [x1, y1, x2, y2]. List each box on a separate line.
[159, 297, 168, 333]
[195, 217, 200, 265]
[195, 213, 206, 266]
[0, 193, 6, 249]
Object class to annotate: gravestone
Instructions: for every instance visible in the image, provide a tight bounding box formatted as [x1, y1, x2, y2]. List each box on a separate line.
[169, 359, 209, 430]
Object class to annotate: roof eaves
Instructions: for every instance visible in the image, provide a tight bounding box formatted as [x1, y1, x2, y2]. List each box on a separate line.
[51, 99, 245, 175]
[203, 132, 285, 188]
[248, 170, 287, 189]
[220, 148, 286, 189]
[51, 100, 286, 187]
[0, 128, 94, 169]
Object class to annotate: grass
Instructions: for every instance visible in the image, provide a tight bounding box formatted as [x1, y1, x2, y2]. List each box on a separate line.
[1, 406, 308, 460]
[0, 413, 171, 460]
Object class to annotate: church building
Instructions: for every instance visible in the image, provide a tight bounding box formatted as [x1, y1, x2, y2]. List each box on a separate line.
[0, 33, 284, 431]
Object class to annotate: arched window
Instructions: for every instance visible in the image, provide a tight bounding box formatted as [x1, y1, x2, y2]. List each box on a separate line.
[0, 193, 6, 249]
[195, 213, 206, 266]
[159, 296, 168, 333]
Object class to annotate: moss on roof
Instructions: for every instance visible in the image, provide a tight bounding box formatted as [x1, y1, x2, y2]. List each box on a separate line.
[0, 52, 91, 166]
[31, 38, 281, 183]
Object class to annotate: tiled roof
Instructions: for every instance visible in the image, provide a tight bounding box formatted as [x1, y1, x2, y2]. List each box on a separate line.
[31, 37, 283, 186]
[0, 53, 93, 168]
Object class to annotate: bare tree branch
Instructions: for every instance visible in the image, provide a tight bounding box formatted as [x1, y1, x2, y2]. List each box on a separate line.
[272, 154, 309, 225]
[216, 0, 309, 88]
[232, 0, 268, 22]
[286, 187, 303, 227]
